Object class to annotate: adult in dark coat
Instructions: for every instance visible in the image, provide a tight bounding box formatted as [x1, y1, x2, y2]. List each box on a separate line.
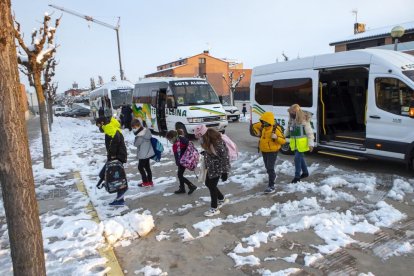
[121, 105, 133, 131]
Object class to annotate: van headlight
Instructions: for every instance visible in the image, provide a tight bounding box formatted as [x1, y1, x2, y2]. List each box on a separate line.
[187, 117, 203, 123]
[220, 115, 227, 121]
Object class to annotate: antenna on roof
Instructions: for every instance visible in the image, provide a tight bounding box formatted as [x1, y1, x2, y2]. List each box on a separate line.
[351, 9, 358, 23]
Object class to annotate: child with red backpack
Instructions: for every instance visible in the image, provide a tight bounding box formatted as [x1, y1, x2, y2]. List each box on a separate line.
[166, 129, 198, 195]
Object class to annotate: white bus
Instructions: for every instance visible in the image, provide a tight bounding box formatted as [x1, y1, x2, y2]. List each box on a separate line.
[250, 49, 414, 168]
[132, 77, 228, 135]
[89, 80, 134, 120]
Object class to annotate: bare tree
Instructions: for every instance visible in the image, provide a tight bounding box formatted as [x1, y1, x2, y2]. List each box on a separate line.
[43, 57, 58, 130]
[222, 71, 245, 106]
[90, 77, 96, 90]
[98, 75, 104, 85]
[14, 13, 61, 169]
[0, 0, 46, 274]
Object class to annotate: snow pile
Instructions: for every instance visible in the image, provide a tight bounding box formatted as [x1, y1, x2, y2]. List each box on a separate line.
[227, 252, 260, 267]
[104, 212, 155, 245]
[366, 201, 407, 227]
[193, 213, 252, 237]
[387, 179, 413, 201]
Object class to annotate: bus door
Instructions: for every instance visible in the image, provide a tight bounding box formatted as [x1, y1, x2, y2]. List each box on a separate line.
[157, 88, 168, 132]
[165, 86, 177, 132]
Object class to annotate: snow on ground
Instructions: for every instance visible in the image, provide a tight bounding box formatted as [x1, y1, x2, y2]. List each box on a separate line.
[1, 117, 413, 275]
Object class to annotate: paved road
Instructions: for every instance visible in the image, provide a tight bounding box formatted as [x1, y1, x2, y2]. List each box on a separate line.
[226, 121, 413, 178]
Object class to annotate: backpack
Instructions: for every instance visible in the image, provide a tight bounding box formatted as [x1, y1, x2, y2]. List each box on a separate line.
[150, 137, 164, 162]
[221, 134, 238, 161]
[179, 141, 199, 171]
[104, 160, 128, 193]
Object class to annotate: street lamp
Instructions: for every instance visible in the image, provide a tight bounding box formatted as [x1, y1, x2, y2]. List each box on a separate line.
[391, 25, 405, 51]
[29, 92, 34, 111]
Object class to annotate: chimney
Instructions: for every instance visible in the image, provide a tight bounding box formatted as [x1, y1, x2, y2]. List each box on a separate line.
[354, 23, 366, 34]
[203, 50, 209, 55]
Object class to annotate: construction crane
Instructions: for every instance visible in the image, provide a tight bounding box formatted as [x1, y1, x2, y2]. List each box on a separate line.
[49, 4, 125, 80]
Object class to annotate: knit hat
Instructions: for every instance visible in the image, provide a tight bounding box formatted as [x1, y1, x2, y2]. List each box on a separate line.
[194, 124, 208, 139]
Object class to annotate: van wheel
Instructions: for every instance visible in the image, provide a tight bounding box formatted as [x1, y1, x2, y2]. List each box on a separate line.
[176, 123, 188, 136]
[280, 143, 293, 155]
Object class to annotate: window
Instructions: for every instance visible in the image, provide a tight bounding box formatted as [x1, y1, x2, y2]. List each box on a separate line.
[150, 89, 158, 107]
[375, 78, 414, 116]
[170, 81, 220, 106]
[133, 85, 151, 104]
[199, 58, 206, 64]
[273, 78, 312, 107]
[403, 70, 414, 82]
[255, 82, 273, 105]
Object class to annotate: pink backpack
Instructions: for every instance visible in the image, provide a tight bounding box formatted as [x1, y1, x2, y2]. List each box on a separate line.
[221, 134, 238, 161]
[179, 141, 200, 171]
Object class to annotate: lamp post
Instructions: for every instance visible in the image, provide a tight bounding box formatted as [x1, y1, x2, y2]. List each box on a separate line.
[29, 92, 34, 111]
[391, 26, 405, 51]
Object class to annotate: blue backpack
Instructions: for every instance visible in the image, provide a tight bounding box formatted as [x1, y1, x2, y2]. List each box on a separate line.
[150, 137, 164, 162]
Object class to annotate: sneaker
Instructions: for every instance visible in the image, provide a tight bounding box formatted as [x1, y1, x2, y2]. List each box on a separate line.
[217, 198, 229, 209]
[139, 182, 153, 188]
[188, 185, 197, 195]
[291, 177, 301, 183]
[109, 199, 125, 207]
[204, 208, 221, 217]
[300, 173, 309, 179]
[264, 187, 276, 194]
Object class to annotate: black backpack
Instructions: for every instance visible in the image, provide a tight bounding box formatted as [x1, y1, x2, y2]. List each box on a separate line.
[104, 160, 128, 193]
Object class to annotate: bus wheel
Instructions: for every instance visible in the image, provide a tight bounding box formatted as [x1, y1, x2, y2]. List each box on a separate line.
[280, 143, 293, 155]
[176, 123, 188, 136]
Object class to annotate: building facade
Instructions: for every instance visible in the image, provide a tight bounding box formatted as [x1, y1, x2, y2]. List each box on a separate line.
[145, 50, 251, 98]
[330, 21, 414, 55]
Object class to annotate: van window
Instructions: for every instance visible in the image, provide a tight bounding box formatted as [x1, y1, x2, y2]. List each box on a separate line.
[255, 82, 273, 105]
[375, 78, 414, 116]
[273, 78, 312, 107]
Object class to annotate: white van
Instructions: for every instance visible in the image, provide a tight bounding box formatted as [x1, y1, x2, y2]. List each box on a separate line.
[133, 77, 228, 135]
[250, 49, 414, 168]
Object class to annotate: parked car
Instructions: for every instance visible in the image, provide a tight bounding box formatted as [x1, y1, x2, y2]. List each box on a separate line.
[222, 103, 240, 122]
[62, 108, 90, 118]
[54, 106, 66, 116]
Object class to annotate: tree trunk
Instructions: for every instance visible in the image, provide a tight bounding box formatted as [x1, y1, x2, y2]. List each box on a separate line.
[0, 1, 46, 275]
[47, 97, 53, 131]
[33, 72, 52, 169]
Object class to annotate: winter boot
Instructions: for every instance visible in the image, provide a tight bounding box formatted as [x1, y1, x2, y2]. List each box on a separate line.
[291, 177, 301, 183]
[187, 184, 197, 195]
[174, 185, 186, 194]
[300, 173, 309, 179]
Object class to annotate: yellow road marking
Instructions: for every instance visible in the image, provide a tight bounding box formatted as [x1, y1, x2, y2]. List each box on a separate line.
[317, 151, 361, 160]
[74, 172, 124, 276]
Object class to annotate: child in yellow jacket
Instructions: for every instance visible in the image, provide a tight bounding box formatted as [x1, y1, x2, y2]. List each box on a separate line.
[252, 112, 286, 193]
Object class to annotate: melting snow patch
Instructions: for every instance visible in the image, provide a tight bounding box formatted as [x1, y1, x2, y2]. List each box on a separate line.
[193, 213, 252, 238]
[134, 265, 168, 275]
[227, 252, 260, 267]
[387, 179, 413, 201]
[366, 201, 406, 227]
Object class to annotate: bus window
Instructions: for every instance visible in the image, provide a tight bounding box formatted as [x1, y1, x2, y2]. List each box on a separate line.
[273, 78, 312, 107]
[255, 82, 273, 105]
[151, 89, 158, 107]
[166, 88, 176, 108]
[111, 89, 133, 109]
[170, 81, 220, 106]
[375, 78, 414, 116]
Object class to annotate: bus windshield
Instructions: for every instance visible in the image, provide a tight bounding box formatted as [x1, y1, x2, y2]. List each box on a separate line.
[170, 80, 220, 106]
[111, 89, 133, 109]
[403, 70, 414, 82]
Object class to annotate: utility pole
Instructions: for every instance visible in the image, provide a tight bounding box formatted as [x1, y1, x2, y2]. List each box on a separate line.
[49, 4, 125, 80]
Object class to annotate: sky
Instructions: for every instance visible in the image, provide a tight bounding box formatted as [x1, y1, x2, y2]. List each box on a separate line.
[11, 0, 414, 93]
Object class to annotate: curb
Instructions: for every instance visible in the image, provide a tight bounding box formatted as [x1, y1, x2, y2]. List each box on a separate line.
[74, 172, 124, 276]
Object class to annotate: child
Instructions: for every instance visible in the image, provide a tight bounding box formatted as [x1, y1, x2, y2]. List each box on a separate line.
[252, 112, 286, 194]
[166, 129, 197, 195]
[131, 119, 154, 187]
[95, 116, 128, 206]
[285, 104, 314, 183]
[196, 126, 231, 217]
[242, 103, 247, 117]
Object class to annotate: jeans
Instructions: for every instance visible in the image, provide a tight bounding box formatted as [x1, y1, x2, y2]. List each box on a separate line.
[294, 151, 308, 178]
[138, 158, 152, 183]
[177, 165, 193, 189]
[205, 175, 224, 208]
[262, 152, 278, 188]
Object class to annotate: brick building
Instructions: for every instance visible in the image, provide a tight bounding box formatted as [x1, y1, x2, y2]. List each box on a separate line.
[145, 50, 251, 99]
[330, 21, 414, 55]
